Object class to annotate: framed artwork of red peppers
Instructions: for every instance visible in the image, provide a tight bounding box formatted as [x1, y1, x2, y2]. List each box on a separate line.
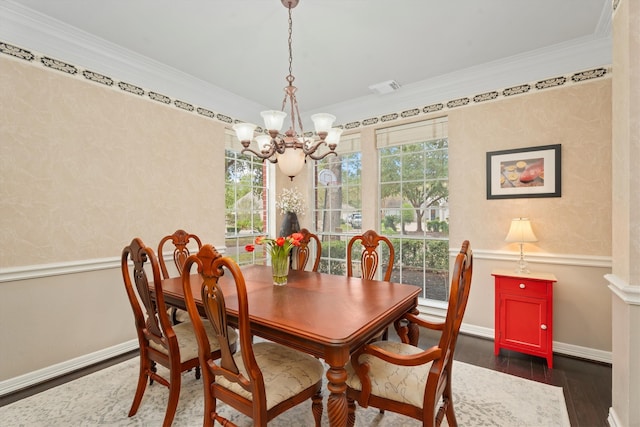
[486, 144, 561, 199]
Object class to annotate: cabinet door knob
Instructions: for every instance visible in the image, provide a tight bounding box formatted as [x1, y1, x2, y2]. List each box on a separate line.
[519, 283, 526, 289]
[541, 324, 548, 330]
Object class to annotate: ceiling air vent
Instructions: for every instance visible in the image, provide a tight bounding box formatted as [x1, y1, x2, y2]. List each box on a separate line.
[368, 80, 401, 95]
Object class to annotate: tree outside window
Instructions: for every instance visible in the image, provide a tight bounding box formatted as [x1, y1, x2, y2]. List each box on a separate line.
[378, 121, 449, 302]
[312, 138, 362, 276]
[224, 149, 268, 265]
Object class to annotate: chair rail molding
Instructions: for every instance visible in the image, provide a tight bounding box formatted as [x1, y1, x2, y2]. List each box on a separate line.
[0, 246, 228, 283]
[449, 248, 612, 269]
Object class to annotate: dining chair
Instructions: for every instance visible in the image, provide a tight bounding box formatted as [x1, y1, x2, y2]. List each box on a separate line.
[293, 228, 321, 272]
[182, 244, 324, 427]
[347, 229, 395, 281]
[158, 229, 202, 324]
[347, 229, 395, 340]
[158, 230, 202, 325]
[158, 229, 202, 278]
[121, 238, 237, 427]
[345, 240, 473, 427]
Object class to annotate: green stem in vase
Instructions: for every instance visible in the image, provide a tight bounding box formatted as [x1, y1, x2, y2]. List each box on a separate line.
[271, 247, 290, 286]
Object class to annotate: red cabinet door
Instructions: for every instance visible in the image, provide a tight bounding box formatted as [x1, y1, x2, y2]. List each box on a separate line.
[499, 293, 548, 354]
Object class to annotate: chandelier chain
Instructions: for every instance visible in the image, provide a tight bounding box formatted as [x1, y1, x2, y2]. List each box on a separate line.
[287, 5, 293, 79]
[233, 0, 341, 180]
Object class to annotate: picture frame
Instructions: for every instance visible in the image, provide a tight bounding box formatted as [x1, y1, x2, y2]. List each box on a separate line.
[486, 144, 561, 199]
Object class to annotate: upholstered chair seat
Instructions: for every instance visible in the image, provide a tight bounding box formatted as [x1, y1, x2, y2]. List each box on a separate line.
[345, 340, 431, 408]
[216, 341, 324, 409]
[148, 322, 238, 363]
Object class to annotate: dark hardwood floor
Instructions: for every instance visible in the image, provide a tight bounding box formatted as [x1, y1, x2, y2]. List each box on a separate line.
[1, 333, 611, 426]
[421, 330, 612, 427]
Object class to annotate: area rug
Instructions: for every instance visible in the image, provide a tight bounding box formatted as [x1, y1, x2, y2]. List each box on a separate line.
[0, 357, 570, 426]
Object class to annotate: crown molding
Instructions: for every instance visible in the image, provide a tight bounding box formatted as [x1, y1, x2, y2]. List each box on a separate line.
[315, 34, 612, 126]
[0, 0, 266, 122]
[0, 0, 612, 129]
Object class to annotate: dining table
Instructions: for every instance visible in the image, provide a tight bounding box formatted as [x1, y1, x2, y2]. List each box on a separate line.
[157, 264, 421, 427]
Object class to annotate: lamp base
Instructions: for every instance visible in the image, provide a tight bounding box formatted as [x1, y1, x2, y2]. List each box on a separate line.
[514, 243, 531, 274]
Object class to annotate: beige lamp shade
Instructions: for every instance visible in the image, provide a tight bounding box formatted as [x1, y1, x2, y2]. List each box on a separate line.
[505, 218, 538, 243]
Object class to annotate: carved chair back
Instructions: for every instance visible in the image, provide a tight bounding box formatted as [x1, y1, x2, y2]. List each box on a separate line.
[294, 228, 321, 272]
[347, 229, 395, 281]
[158, 229, 202, 279]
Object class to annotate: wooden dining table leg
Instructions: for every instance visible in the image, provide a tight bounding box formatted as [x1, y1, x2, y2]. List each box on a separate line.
[326, 364, 348, 427]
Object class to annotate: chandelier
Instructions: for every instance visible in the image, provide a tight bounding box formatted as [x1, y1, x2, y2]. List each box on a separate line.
[232, 0, 343, 180]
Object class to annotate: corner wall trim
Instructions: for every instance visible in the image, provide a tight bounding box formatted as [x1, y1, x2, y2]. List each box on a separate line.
[605, 273, 640, 305]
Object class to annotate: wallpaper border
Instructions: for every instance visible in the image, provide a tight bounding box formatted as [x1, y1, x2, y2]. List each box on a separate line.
[0, 40, 611, 135]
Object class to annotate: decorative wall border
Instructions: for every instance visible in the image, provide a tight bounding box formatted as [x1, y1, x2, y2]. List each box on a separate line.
[0, 40, 242, 128]
[0, 40, 612, 134]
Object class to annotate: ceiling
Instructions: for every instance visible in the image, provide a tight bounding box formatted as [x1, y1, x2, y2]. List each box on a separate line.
[1, 0, 612, 127]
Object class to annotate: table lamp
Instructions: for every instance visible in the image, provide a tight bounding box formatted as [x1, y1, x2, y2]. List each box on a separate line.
[505, 217, 538, 274]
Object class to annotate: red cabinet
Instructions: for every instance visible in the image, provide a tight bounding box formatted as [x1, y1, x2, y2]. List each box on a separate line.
[492, 269, 557, 368]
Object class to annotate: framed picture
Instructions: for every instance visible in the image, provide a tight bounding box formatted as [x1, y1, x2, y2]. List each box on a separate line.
[486, 144, 561, 199]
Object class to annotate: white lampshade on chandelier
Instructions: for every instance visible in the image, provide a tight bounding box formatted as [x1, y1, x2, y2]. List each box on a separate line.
[232, 0, 343, 180]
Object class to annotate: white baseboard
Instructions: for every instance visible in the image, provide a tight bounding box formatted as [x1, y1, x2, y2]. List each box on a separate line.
[0, 320, 612, 399]
[0, 340, 138, 397]
[462, 324, 612, 364]
[608, 407, 621, 427]
[417, 308, 612, 364]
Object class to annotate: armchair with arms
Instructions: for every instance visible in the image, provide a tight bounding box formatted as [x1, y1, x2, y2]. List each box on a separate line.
[345, 240, 473, 427]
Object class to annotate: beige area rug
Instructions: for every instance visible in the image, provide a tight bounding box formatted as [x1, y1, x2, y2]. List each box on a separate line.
[0, 357, 570, 426]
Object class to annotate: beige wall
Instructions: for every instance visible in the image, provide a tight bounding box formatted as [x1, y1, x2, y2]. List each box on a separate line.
[0, 52, 613, 381]
[448, 80, 613, 351]
[449, 80, 612, 256]
[0, 56, 227, 267]
[610, 0, 640, 425]
[0, 55, 227, 379]
[356, 79, 613, 355]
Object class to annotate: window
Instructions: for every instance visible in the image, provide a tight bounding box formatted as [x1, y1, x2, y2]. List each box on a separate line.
[377, 118, 449, 301]
[312, 134, 361, 275]
[224, 131, 269, 266]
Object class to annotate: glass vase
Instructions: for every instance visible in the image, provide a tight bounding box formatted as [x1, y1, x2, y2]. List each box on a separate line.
[271, 251, 290, 286]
